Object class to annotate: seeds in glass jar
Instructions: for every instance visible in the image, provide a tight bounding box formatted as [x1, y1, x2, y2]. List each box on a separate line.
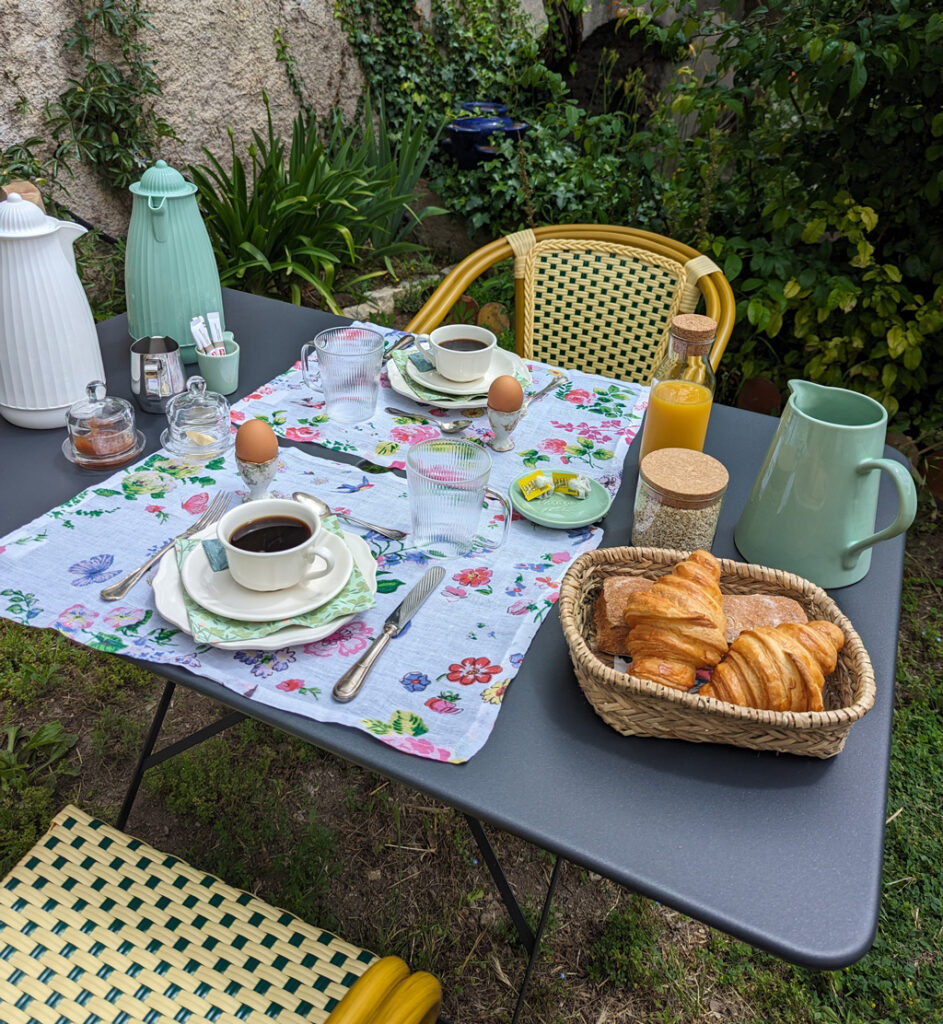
[632, 494, 721, 550]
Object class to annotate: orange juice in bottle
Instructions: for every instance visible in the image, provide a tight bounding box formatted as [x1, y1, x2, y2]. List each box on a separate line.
[638, 314, 717, 461]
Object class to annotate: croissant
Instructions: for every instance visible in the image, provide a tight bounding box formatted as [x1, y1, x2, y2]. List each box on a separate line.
[701, 620, 845, 712]
[622, 549, 728, 691]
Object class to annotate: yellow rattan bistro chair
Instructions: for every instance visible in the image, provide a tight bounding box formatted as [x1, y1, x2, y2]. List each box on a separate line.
[407, 224, 735, 382]
[0, 806, 441, 1024]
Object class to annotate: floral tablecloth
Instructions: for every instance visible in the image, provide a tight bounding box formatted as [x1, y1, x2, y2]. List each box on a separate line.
[0, 335, 647, 763]
[231, 323, 649, 494]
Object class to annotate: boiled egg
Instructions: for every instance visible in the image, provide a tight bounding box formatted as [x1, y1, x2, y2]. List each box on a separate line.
[235, 419, 279, 463]
[487, 375, 524, 413]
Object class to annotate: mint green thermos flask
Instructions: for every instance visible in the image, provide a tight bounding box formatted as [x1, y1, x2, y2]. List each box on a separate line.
[125, 160, 223, 364]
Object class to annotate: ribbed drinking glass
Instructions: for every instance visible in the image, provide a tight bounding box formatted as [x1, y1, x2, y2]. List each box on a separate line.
[406, 438, 510, 556]
[301, 327, 383, 424]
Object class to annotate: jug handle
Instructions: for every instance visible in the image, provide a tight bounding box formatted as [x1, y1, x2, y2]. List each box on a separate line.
[481, 487, 511, 552]
[148, 195, 166, 242]
[842, 458, 918, 570]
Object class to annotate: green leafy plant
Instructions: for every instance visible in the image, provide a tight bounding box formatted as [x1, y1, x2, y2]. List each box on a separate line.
[190, 95, 439, 309]
[0, 723, 78, 794]
[0, 136, 70, 195]
[334, 0, 534, 128]
[44, 0, 176, 191]
[629, 0, 943, 435]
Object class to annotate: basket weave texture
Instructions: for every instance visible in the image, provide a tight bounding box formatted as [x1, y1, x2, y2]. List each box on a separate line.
[558, 547, 876, 758]
[522, 239, 687, 380]
[0, 805, 375, 1024]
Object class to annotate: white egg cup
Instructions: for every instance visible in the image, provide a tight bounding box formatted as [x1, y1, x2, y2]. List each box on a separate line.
[487, 406, 523, 452]
[237, 454, 278, 502]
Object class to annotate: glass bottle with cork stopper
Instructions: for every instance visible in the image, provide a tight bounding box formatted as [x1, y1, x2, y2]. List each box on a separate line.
[632, 447, 729, 551]
[638, 313, 717, 461]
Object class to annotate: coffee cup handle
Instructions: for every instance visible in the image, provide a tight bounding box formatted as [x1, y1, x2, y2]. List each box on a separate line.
[842, 458, 918, 570]
[300, 343, 323, 394]
[479, 487, 512, 552]
[413, 334, 436, 368]
[302, 543, 336, 581]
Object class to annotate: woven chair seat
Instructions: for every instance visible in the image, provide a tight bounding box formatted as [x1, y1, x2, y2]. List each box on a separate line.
[0, 807, 401, 1024]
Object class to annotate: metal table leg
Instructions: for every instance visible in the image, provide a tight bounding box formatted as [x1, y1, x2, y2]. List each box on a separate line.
[117, 678, 247, 829]
[464, 815, 563, 1021]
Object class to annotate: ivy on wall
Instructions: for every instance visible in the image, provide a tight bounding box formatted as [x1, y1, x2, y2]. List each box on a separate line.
[44, 0, 176, 191]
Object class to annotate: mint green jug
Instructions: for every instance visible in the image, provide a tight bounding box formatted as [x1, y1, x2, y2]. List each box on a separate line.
[125, 160, 223, 363]
[734, 380, 917, 588]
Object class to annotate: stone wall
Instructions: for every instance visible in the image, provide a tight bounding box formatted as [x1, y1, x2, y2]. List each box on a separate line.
[0, 0, 364, 236]
[0, 0, 618, 239]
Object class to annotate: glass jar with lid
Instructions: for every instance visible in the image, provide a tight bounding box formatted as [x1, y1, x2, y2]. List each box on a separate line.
[638, 313, 718, 462]
[64, 380, 144, 469]
[632, 447, 729, 551]
[161, 375, 234, 458]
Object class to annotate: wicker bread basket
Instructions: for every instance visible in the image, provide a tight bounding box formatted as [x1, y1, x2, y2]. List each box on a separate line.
[558, 547, 875, 758]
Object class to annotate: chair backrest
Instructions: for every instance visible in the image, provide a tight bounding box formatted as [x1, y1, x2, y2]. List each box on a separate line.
[407, 223, 735, 383]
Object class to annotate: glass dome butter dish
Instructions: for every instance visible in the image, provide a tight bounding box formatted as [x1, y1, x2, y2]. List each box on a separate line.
[63, 381, 145, 469]
[160, 375, 234, 458]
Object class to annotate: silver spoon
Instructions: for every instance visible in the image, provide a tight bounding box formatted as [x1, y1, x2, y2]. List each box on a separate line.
[384, 406, 472, 434]
[522, 373, 569, 414]
[292, 491, 408, 541]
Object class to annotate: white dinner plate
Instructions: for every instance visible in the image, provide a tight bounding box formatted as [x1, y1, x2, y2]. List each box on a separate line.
[404, 347, 527, 396]
[179, 525, 353, 621]
[152, 529, 377, 650]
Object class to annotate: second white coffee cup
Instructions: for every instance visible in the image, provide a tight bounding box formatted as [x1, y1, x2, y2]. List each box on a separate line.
[218, 498, 335, 592]
[414, 324, 496, 382]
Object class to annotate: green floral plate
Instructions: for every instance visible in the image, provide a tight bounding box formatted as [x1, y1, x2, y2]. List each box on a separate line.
[509, 474, 612, 529]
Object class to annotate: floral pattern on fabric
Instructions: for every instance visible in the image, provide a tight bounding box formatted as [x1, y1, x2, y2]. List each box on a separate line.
[0, 366, 646, 763]
[228, 322, 648, 497]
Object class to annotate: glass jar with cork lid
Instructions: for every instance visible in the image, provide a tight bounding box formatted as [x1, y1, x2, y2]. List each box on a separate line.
[638, 313, 717, 462]
[632, 447, 729, 551]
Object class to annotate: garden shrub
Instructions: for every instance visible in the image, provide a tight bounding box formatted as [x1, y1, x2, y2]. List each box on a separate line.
[341, 0, 943, 437]
[648, 0, 943, 433]
[189, 95, 443, 309]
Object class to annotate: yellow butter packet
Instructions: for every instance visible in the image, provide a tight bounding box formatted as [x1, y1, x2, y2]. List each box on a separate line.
[518, 470, 553, 501]
[553, 471, 592, 499]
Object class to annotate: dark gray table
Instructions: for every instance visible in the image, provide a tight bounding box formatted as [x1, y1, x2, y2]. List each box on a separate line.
[0, 288, 905, 975]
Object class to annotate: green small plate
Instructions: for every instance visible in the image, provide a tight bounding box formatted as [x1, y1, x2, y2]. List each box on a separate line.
[509, 475, 612, 529]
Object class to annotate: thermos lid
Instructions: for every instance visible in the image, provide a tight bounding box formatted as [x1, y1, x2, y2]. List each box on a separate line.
[129, 159, 197, 198]
[0, 192, 58, 239]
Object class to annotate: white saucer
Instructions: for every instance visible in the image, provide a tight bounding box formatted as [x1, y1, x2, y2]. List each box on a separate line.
[404, 347, 523, 396]
[387, 351, 530, 409]
[179, 526, 354, 621]
[153, 530, 376, 650]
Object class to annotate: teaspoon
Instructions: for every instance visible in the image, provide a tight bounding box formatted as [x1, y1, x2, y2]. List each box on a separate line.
[292, 491, 408, 541]
[384, 406, 472, 433]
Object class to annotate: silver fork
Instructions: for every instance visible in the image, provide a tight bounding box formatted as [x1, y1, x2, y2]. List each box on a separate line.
[100, 491, 235, 601]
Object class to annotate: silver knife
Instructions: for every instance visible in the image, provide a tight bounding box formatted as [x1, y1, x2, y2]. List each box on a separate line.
[332, 565, 445, 703]
[381, 333, 415, 364]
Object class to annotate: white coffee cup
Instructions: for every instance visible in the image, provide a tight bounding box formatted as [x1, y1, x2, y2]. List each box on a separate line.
[218, 498, 335, 592]
[414, 324, 496, 382]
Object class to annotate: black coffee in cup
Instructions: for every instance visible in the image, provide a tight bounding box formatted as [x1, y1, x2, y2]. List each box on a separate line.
[229, 515, 312, 553]
[439, 338, 490, 352]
